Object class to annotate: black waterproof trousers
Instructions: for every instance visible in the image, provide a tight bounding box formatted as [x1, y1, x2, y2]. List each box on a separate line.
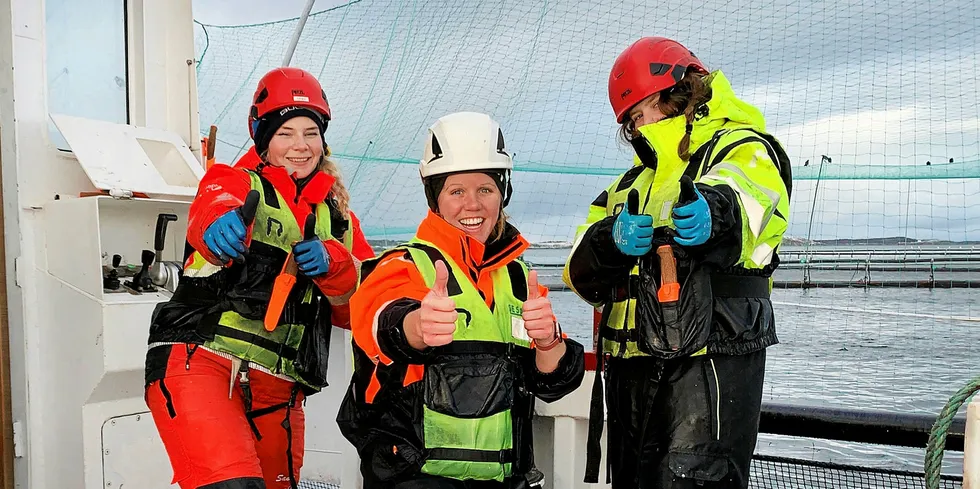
[605, 349, 766, 488]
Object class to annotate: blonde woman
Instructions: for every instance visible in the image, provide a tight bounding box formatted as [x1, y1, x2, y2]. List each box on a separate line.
[144, 67, 372, 489]
[339, 112, 584, 489]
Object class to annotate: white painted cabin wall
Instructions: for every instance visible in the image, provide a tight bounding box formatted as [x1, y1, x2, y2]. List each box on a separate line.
[0, 0, 202, 487]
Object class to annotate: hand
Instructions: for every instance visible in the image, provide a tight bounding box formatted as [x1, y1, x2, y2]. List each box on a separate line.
[203, 210, 247, 263]
[672, 176, 712, 246]
[522, 270, 557, 344]
[292, 238, 330, 277]
[612, 189, 653, 256]
[416, 260, 458, 348]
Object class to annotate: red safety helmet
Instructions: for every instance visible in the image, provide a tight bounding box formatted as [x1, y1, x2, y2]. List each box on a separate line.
[248, 67, 331, 138]
[608, 37, 707, 123]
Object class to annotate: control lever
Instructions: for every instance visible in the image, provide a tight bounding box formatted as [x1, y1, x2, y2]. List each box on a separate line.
[124, 250, 157, 294]
[154, 214, 178, 254]
[103, 254, 122, 291]
[148, 213, 182, 293]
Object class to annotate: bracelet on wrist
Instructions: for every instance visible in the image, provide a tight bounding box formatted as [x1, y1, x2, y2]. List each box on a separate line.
[533, 321, 564, 352]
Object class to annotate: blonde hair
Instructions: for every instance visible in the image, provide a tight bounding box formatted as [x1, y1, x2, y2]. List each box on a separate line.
[319, 146, 350, 219]
[258, 145, 351, 219]
[492, 209, 508, 241]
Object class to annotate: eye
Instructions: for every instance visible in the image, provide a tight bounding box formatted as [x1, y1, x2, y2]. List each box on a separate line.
[450, 188, 464, 196]
[479, 186, 494, 194]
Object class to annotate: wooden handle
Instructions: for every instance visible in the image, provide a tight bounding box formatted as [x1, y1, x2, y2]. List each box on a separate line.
[284, 254, 299, 276]
[657, 245, 677, 285]
[206, 125, 217, 160]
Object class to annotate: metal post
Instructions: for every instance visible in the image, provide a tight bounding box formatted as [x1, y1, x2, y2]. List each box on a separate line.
[802, 155, 829, 282]
[966, 396, 980, 488]
[864, 257, 871, 286]
[283, 0, 317, 67]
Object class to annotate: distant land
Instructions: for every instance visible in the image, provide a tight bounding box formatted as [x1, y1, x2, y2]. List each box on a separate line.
[780, 236, 980, 247]
[368, 236, 980, 250]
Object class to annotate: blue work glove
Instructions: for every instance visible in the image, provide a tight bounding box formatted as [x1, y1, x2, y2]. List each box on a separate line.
[203, 210, 247, 263]
[612, 189, 654, 256]
[293, 238, 331, 278]
[672, 176, 712, 246]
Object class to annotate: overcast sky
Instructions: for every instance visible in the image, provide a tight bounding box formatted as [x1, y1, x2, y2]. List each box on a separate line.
[187, 0, 980, 244]
[192, 0, 350, 25]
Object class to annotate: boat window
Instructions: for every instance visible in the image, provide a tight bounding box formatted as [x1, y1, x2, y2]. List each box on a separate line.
[45, 0, 128, 151]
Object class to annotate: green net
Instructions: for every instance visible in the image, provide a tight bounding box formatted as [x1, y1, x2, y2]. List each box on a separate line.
[193, 2, 980, 484]
[751, 455, 962, 489]
[193, 0, 980, 244]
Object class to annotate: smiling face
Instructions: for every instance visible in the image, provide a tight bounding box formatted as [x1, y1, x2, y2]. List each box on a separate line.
[266, 116, 323, 179]
[436, 172, 502, 244]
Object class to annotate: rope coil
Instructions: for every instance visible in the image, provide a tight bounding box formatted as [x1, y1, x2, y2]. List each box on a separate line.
[925, 375, 980, 488]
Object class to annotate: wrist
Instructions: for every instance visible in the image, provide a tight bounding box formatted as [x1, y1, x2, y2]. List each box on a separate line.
[403, 310, 427, 351]
[533, 321, 564, 351]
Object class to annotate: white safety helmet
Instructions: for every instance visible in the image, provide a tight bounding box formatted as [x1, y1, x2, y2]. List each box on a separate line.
[419, 112, 514, 209]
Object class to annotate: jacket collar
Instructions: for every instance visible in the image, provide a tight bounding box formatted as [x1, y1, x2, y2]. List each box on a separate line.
[632, 70, 768, 171]
[415, 210, 528, 274]
[234, 146, 335, 204]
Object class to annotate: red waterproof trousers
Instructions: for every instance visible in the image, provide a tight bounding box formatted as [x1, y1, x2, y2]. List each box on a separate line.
[145, 345, 305, 488]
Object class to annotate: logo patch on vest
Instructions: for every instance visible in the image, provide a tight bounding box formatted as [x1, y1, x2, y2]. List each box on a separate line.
[511, 315, 530, 342]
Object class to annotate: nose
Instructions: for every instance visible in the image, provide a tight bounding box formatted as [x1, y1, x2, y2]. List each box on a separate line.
[289, 133, 309, 151]
[463, 192, 482, 210]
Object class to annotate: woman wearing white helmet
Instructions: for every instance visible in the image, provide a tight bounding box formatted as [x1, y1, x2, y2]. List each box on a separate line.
[338, 112, 585, 488]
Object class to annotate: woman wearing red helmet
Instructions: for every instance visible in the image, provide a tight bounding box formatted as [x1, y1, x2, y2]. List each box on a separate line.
[564, 37, 793, 488]
[144, 66, 374, 489]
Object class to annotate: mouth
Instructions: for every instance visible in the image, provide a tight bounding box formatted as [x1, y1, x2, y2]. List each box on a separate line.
[285, 156, 313, 165]
[459, 217, 485, 231]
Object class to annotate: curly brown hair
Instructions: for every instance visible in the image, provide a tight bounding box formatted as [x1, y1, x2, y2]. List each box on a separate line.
[618, 68, 712, 161]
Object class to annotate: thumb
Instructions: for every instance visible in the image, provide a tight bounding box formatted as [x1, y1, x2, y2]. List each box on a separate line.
[527, 270, 541, 300]
[431, 260, 450, 297]
[677, 175, 698, 207]
[303, 213, 317, 240]
[626, 188, 640, 215]
[238, 189, 260, 227]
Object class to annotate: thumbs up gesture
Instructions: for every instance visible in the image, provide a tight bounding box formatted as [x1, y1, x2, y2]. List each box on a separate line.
[522, 270, 557, 343]
[612, 188, 654, 256]
[672, 175, 711, 247]
[417, 260, 458, 347]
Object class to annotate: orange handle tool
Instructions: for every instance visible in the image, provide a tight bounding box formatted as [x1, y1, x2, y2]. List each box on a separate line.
[264, 253, 299, 331]
[656, 245, 680, 303]
[263, 214, 317, 331]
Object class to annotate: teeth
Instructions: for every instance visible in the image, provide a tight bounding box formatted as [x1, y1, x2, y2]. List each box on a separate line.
[460, 218, 484, 226]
